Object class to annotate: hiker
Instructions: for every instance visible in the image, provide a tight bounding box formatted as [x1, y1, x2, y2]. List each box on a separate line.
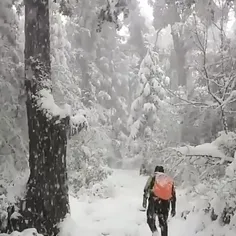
[142, 165, 176, 236]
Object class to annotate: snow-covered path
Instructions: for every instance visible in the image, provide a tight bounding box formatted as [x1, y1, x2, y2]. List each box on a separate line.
[69, 169, 192, 236]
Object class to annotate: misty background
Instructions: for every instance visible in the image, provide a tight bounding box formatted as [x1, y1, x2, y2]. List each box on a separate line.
[1, 0, 236, 235]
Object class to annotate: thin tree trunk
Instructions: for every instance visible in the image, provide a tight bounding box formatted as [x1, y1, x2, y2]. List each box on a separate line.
[22, 1, 70, 235]
[220, 107, 228, 134]
[79, 56, 93, 107]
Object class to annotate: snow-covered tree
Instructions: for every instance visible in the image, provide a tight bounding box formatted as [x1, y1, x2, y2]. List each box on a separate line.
[21, 1, 87, 235]
[128, 48, 173, 165]
[50, 2, 80, 109]
[64, 0, 136, 168]
[188, 2, 236, 135]
[68, 107, 112, 195]
[0, 1, 27, 190]
[125, 0, 148, 60]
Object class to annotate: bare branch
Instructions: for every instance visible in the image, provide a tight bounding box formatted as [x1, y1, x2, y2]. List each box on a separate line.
[159, 83, 213, 108]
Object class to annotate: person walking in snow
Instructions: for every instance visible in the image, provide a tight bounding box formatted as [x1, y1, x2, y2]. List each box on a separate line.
[142, 165, 176, 236]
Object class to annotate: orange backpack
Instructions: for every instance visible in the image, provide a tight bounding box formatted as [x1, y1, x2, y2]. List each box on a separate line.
[152, 172, 173, 200]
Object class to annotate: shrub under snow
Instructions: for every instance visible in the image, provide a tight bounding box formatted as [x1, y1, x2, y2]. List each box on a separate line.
[72, 178, 116, 201]
[168, 132, 236, 234]
[212, 131, 236, 158]
[67, 108, 113, 196]
[0, 228, 43, 236]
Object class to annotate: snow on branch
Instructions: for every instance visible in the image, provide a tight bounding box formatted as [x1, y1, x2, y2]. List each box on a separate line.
[138, 49, 157, 81]
[143, 103, 156, 112]
[37, 89, 71, 120]
[69, 113, 88, 137]
[189, 9, 236, 133]
[97, 0, 129, 32]
[37, 88, 88, 135]
[129, 120, 141, 140]
[0, 228, 43, 236]
[176, 143, 233, 164]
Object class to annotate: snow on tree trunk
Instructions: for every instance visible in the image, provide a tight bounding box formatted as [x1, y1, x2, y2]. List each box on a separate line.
[22, 1, 70, 235]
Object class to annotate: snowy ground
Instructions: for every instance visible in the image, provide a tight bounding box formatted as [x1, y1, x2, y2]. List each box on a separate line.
[69, 169, 197, 236]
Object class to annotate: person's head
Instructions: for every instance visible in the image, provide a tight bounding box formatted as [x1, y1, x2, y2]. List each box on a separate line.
[154, 165, 164, 173]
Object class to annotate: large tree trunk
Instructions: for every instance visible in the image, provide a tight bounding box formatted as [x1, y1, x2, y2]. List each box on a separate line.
[171, 26, 187, 87]
[22, 1, 70, 235]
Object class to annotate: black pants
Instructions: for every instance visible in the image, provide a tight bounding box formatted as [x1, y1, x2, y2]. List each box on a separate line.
[147, 197, 169, 236]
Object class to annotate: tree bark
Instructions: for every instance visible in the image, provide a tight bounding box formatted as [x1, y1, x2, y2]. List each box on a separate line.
[171, 26, 187, 87]
[79, 56, 93, 107]
[22, 1, 70, 235]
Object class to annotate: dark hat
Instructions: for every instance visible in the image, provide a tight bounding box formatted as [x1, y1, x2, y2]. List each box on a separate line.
[154, 165, 164, 173]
